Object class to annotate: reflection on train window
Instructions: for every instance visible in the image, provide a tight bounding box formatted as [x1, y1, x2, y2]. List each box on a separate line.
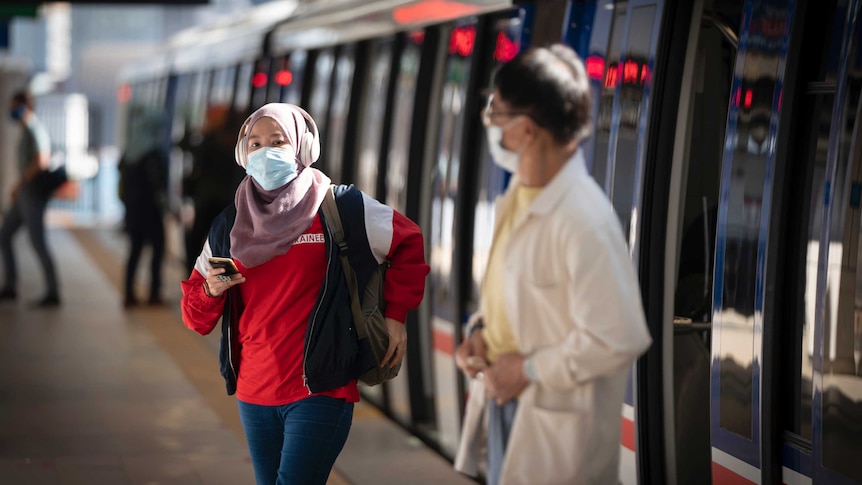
[281, 51, 306, 107]
[386, 32, 423, 212]
[326, 46, 356, 184]
[209, 65, 236, 107]
[471, 16, 523, 305]
[821, 70, 862, 483]
[716, 5, 793, 440]
[308, 48, 335, 157]
[431, 23, 476, 306]
[233, 61, 254, 111]
[671, 2, 740, 482]
[609, 5, 656, 238]
[356, 39, 394, 197]
[266, 56, 288, 103]
[591, 3, 626, 190]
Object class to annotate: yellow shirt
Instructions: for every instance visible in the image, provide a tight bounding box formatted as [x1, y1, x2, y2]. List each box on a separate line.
[481, 184, 543, 363]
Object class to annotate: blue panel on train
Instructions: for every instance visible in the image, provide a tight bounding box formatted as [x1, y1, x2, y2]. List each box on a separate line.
[851, 182, 862, 208]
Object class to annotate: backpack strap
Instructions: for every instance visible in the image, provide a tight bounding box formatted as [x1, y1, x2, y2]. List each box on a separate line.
[321, 186, 368, 340]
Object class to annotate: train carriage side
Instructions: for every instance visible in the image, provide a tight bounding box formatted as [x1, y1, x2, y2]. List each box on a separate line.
[116, 0, 862, 484]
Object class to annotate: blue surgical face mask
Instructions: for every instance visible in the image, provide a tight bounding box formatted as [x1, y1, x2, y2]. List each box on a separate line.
[9, 105, 25, 122]
[245, 146, 299, 191]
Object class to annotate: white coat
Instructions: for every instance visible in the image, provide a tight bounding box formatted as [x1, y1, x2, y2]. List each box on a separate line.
[455, 152, 652, 484]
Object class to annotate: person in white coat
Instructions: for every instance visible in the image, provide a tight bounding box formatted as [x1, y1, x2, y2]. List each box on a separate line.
[454, 44, 652, 485]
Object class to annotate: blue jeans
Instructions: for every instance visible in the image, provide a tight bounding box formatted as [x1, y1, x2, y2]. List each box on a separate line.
[238, 396, 354, 485]
[487, 399, 518, 485]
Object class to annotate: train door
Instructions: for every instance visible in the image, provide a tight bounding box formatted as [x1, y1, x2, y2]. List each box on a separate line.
[660, 0, 743, 483]
[777, 0, 862, 482]
[325, 44, 357, 185]
[306, 47, 336, 174]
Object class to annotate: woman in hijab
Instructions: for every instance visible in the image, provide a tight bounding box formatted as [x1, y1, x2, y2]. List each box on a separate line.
[180, 103, 429, 485]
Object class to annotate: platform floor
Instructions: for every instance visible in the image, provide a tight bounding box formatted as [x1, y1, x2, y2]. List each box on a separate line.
[0, 222, 476, 485]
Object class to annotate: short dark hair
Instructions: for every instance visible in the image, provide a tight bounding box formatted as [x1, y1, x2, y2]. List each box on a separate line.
[494, 44, 592, 144]
[11, 90, 34, 109]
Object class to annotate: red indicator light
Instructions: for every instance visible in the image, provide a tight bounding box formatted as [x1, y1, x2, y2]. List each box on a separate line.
[734, 87, 741, 106]
[448, 25, 476, 57]
[623, 60, 638, 84]
[744, 89, 753, 109]
[252, 72, 268, 88]
[585, 55, 605, 81]
[393, 1, 480, 25]
[117, 84, 132, 104]
[640, 64, 650, 84]
[604, 65, 618, 89]
[409, 30, 425, 45]
[275, 70, 293, 86]
[493, 32, 518, 63]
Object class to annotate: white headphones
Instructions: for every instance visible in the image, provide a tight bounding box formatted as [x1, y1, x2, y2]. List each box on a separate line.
[235, 104, 320, 168]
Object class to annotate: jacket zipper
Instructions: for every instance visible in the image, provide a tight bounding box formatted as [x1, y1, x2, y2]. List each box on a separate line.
[304, 222, 333, 395]
[226, 291, 238, 383]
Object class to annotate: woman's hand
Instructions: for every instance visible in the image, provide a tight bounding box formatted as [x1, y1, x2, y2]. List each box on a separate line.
[203, 267, 246, 297]
[455, 328, 488, 378]
[381, 317, 406, 368]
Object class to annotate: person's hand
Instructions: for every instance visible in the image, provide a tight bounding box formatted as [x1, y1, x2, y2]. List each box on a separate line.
[455, 328, 488, 378]
[485, 353, 530, 405]
[381, 317, 406, 368]
[203, 267, 246, 297]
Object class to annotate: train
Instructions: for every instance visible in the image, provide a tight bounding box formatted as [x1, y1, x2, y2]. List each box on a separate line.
[117, 0, 862, 483]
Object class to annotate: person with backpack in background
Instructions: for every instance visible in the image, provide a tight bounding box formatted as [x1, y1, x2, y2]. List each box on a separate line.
[180, 103, 429, 485]
[0, 89, 61, 307]
[118, 107, 169, 308]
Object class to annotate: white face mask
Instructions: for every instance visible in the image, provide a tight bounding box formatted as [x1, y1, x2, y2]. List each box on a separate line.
[485, 121, 522, 173]
[245, 146, 298, 191]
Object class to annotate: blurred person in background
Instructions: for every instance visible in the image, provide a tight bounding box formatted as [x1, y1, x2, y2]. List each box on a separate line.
[182, 106, 246, 273]
[180, 103, 429, 485]
[454, 45, 652, 484]
[118, 107, 168, 308]
[0, 90, 61, 307]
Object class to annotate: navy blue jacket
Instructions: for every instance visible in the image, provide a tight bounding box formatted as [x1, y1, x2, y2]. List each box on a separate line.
[208, 185, 379, 395]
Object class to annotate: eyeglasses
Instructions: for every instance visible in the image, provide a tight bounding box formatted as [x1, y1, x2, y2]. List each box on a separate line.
[481, 95, 529, 127]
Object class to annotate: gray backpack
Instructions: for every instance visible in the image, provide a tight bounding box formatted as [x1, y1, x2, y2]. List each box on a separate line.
[321, 188, 401, 386]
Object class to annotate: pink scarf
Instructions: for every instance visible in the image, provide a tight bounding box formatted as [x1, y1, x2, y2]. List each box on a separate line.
[231, 167, 331, 267]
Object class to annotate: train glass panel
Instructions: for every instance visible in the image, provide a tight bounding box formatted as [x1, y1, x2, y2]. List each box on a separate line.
[209, 65, 236, 107]
[469, 14, 526, 323]
[250, 58, 271, 110]
[669, 1, 743, 483]
[590, 2, 626, 191]
[385, 34, 423, 212]
[267, 56, 287, 103]
[818, 23, 862, 482]
[608, 4, 659, 243]
[356, 39, 394, 198]
[233, 61, 254, 111]
[308, 48, 336, 173]
[189, 71, 211, 135]
[325, 45, 356, 185]
[281, 50, 306, 106]
[427, 21, 478, 457]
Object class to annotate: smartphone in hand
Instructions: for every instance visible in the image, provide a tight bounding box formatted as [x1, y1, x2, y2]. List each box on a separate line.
[208, 257, 239, 275]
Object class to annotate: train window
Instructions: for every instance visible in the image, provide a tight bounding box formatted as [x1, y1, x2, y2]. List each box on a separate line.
[210, 66, 236, 107]
[385, 32, 423, 212]
[308, 48, 336, 157]
[233, 61, 254, 111]
[670, 2, 742, 482]
[470, 15, 524, 305]
[325, 45, 356, 185]
[281, 50, 306, 106]
[589, 2, 626, 191]
[250, 58, 271, 110]
[819, 50, 862, 485]
[356, 38, 394, 197]
[189, 71, 211, 133]
[608, 4, 657, 238]
[266, 56, 288, 103]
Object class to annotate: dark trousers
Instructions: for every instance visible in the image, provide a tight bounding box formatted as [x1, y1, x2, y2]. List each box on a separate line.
[0, 187, 59, 297]
[125, 218, 164, 303]
[238, 396, 354, 485]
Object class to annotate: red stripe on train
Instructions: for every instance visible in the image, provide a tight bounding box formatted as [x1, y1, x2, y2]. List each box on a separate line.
[621, 416, 635, 451]
[712, 462, 757, 485]
[433, 327, 455, 355]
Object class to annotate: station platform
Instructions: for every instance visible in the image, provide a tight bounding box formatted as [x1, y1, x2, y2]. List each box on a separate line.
[0, 219, 476, 485]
